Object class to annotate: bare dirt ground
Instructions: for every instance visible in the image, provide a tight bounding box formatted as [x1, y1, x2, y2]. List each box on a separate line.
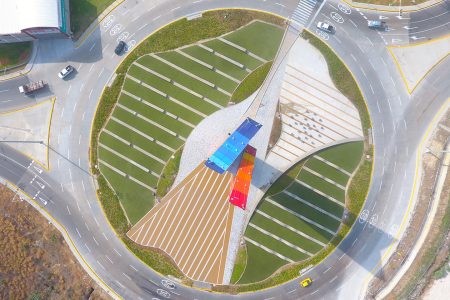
[0, 184, 110, 300]
[366, 109, 450, 299]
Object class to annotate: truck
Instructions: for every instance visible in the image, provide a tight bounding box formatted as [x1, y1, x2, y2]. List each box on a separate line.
[18, 80, 46, 94]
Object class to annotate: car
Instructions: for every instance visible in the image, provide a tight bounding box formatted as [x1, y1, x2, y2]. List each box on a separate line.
[317, 22, 334, 33]
[368, 20, 386, 30]
[115, 41, 126, 55]
[300, 277, 312, 287]
[58, 65, 74, 79]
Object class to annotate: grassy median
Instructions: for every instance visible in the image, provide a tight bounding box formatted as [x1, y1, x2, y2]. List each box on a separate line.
[231, 62, 273, 104]
[0, 42, 32, 71]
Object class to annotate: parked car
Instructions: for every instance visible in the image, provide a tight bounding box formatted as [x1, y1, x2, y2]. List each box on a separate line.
[58, 65, 74, 79]
[368, 20, 386, 30]
[317, 22, 334, 33]
[115, 41, 126, 55]
[300, 277, 312, 287]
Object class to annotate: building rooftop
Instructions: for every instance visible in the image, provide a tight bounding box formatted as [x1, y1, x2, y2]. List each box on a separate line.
[0, 0, 61, 34]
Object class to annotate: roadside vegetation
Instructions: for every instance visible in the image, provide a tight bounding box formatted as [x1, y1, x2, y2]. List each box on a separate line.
[91, 9, 284, 280]
[70, 0, 116, 39]
[0, 42, 32, 72]
[0, 185, 108, 299]
[231, 62, 273, 104]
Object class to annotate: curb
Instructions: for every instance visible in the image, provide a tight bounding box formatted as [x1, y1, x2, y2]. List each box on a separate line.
[342, 0, 443, 13]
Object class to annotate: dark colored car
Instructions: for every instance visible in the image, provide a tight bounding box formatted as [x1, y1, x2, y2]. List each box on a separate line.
[115, 41, 126, 55]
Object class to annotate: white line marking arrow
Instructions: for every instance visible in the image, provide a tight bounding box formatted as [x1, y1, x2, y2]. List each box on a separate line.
[403, 26, 418, 30]
[379, 15, 389, 20]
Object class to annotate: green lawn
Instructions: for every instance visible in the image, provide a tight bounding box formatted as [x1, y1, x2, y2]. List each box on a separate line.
[224, 21, 284, 61]
[99, 165, 154, 224]
[231, 62, 273, 104]
[305, 157, 349, 186]
[157, 51, 239, 92]
[0, 42, 32, 70]
[240, 142, 363, 283]
[316, 141, 364, 172]
[238, 242, 286, 284]
[203, 39, 263, 70]
[70, 0, 115, 39]
[182, 46, 250, 80]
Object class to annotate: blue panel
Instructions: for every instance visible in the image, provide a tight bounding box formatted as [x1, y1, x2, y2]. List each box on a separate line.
[205, 117, 262, 174]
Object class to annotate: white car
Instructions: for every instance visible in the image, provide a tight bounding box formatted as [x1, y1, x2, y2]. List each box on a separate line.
[316, 22, 334, 33]
[58, 65, 74, 79]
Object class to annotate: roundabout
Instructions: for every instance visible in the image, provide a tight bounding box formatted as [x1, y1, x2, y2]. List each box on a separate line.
[0, 0, 449, 299]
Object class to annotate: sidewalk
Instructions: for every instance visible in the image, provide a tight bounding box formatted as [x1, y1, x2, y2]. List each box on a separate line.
[344, 0, 443, 12]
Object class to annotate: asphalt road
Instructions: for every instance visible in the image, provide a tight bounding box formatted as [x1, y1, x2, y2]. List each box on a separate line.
[0, 0, 449, 299]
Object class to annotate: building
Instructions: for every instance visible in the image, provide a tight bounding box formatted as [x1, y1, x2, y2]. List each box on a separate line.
[0, 0, 70, 43]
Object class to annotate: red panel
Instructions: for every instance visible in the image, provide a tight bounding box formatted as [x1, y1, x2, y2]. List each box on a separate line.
[229, 145, 256, 210]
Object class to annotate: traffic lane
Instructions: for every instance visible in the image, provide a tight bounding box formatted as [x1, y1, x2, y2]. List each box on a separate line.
[408, 1, 450, 40]
[0, 76, 41, 112]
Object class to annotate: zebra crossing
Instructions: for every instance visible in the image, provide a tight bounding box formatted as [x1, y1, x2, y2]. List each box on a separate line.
[291, 0, 318, 27]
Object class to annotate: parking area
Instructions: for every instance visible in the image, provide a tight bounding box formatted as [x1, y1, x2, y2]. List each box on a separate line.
[239, 142, 363, 283]
[127, 163, 234, 284]
[98, 20, 284, 224]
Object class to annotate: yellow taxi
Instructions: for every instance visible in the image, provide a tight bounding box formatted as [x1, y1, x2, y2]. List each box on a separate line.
[300, 277, 312, 287]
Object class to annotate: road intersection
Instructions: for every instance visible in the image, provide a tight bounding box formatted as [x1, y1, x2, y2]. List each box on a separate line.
[0, 0, 449, 299]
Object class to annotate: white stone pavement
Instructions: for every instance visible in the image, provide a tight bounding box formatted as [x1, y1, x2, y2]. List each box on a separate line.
[0, 99, 54, 169]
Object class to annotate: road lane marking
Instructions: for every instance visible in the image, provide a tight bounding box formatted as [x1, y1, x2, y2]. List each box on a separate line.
[93, 216, 100, 226]
[339, 253, 345, 260]
[97, 260, 106, 270]
[351, 238, 358, 248]
[122, 272, 132, 280]
[84, 243, 91, 252]
[85, 222, 90, 231]
[106, 255, 114, 264]
[93, 236, 99, 246]
[67, 85, 71, 95]
[129, 264, 138, 272]
[114, 248, 122, 256]
[66, 205, 71, 215]
[376, 101, 381, 113]
[324, 266, 332, 273]
[330, 275, 338, 283]
[102, 232, 109, 240]
[76, 227, 81, 238]
[138, 23, 148, 31]
[89, 42, 96, 52]
[80, 83, 85, 91]
[89, 64, 94, 73]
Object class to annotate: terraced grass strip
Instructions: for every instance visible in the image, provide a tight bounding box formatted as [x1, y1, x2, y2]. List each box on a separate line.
[316, 141, 363, 173]
[223, 21, 284, 61]
[269, 195, 340, 231]
[105, 121, 173, 160]
[250, 214, 323, 253]
[99, 165, 154, 224]
[286, 182, 344, 216]
[245, 227, 309, 262]
[112, 108, 184, 149]
[238, 242, 286, 284]
[203, 39, 263, 70]
[156, 51, 239, 93]
[119, 95, 193, 137]
[297, 171, 345, 202]
[99, 132, 164, 173]
[257, 201, 333, 243]
[137, 55, 230, 105]
[127, 67, 219, 114]
[305, 157, 349, 186]
[121, 88, 203, 125]
[181, 46, 249, 80]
